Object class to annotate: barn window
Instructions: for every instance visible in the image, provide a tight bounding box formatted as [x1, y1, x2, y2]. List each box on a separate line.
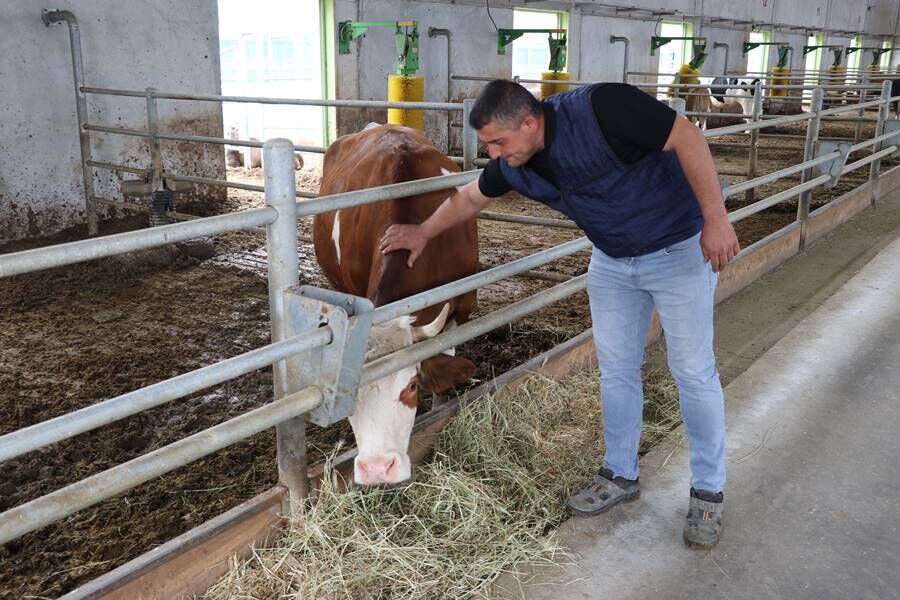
[847, 36, 862, 82]
[745, 30, 770, 76]
[655, 21, 691, 95]
[881, 41, 892, 71]
[804, 34, 823, 102]
[511, 8, 565, 92]
[218, 0, 325, 147]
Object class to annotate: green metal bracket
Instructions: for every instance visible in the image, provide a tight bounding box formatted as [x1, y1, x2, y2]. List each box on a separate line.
[775, 45, 792, 68]
[497, 28, 567, 72]
[338, 20, 420, 75]
[651, 36, 706, 56]
[799, 45, 847, 68]
[846, 46, 893, 66]
[742, 41, 789, 56]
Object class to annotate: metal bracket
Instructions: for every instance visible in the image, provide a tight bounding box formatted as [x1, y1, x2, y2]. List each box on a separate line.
[883, 121, 900, 159]
[742, 41, 789, 56]
[282, 285, 374, 427]
[650, 36, 706, 56]
[497, 29, 567, 71]
[813, 141, 851, 189]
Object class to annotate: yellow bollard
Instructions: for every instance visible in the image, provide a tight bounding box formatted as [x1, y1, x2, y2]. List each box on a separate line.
[387, 74, 424, 130]
[826, 65, 846, 97]
[668, 64, 700, 97]
[770, 66, 790, 97]
[540, 71, 570, 99]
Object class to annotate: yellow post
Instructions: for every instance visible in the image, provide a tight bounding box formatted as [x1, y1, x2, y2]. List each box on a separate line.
[387, 74, 425, 130]
[770, 66, 790, 97]
[540, 71, 570, 99]
[668, 64, 700, 97]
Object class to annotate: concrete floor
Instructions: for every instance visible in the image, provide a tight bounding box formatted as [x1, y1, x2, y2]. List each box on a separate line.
[493, 194, 900, 600]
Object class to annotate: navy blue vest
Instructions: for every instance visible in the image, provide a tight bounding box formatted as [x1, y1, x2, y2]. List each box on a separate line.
[499, 84, 703, 258]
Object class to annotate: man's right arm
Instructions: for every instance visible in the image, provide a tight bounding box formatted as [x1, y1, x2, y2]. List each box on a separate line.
[379, 178, 492, 267]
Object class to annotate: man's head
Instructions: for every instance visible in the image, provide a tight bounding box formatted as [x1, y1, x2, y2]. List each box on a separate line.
[469, 80, 544, 167]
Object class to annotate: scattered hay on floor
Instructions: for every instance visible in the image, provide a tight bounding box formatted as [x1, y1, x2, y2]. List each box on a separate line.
[203, 366, 680, 600]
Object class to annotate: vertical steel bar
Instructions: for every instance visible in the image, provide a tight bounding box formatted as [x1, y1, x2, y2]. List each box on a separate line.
[145, 87, 162, 190]
[797, 87, 825, 251]
[745, 80, 763, 204]
[263, 138, 307, 505]
[43, 10, 98, 235]
[854, 72, 869, 144]
[869, 79, 892, 205]
[462, 98, 477, 171]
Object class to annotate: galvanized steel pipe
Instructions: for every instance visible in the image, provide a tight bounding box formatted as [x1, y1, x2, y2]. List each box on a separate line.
[0, 207, 276, 278]
[369, 237, 592, 325]
[42, 9, 98, 234]
[295, 171, 480, 216]
[362, 275, 587, 385]
[81, 86, 462, 111]
[0, 386, 323, 545]
[728, 174, 832, 224]
[0, 328, 331, 462]
[609, 36, 630, 83]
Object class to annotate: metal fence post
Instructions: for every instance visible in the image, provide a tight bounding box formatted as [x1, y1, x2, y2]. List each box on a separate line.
[263, 138, 308, 506]
[462, 99, 477, 171]
[42, 10, 98, 235]
[797, 87, 824, 251]
[145, 87, 162, 190]
[854, 71, 869, 144]
[745, 80, 763, 204]
[869, 79, 892, 205]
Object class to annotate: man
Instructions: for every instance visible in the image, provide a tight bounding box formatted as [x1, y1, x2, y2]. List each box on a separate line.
[379, 80, 739, 549]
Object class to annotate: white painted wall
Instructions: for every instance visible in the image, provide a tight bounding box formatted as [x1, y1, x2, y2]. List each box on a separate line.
[0, 1, 223, 243]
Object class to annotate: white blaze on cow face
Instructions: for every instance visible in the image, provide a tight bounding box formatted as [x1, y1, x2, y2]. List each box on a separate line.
[351, 305, 452, 486]
[331, 210, 341, 265]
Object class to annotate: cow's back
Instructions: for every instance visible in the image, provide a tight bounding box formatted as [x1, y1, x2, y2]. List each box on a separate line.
[313, 125, 478, 325]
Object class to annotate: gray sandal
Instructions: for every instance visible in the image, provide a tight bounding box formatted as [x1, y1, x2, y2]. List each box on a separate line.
[567, 467, 640, 516]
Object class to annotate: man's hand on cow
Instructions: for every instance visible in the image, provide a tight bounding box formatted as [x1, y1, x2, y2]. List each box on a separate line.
[380, 224, 429, 268]
[700, 216, 740, 273]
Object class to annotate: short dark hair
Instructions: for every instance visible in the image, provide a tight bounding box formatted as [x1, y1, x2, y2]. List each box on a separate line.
[468, 79, 542, 130]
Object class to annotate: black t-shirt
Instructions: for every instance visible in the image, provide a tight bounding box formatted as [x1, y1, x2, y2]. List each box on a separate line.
[478, 83, 677, 198]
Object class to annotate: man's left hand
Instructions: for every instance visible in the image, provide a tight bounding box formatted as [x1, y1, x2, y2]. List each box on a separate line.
[700, 216, 740, 273]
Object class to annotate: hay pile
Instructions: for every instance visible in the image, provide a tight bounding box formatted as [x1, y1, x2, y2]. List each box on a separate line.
[203, 366, 679, 599]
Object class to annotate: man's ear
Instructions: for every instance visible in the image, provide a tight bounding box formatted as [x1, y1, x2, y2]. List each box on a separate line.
[521, 113, 538, 132]
[417, 354, 476, 394]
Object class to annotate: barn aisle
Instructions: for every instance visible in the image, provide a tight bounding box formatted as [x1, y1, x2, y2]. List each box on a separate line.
[494, 230, 900, 599]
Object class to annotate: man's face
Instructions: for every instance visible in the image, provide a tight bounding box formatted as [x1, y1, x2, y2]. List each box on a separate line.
[477, 114, 541, 167]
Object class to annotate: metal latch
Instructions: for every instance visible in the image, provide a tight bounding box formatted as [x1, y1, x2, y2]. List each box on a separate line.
[883, 120, 900, 159]
[282, 285, 373, 427]
[813, 141, 851, 189]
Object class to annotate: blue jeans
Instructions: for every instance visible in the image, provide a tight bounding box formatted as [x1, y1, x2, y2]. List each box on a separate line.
[587, 232, 725, 493]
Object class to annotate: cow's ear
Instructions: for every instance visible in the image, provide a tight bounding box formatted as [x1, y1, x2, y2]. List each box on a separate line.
[417, 354, 475, 394]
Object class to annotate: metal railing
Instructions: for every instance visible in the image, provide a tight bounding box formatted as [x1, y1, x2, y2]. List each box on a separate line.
[4, 65, 900, 549]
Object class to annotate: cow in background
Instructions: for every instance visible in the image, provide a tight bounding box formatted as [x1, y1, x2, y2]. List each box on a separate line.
[710, 77, 738, 103]
[679, 86, 712, 129]
[313, 124, 478, 485]
[706, 99, 745, 130]
[225, 125, 303, 170]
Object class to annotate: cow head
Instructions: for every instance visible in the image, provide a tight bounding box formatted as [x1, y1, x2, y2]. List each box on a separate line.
[350, 303, 475, 485]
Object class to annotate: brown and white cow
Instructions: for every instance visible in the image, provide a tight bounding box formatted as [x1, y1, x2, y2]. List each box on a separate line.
[313, 124, 478, 485]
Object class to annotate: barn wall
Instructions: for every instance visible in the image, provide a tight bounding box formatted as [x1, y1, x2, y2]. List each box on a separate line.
[0, 0, 224, 243]
[333, 0, 897, 145]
